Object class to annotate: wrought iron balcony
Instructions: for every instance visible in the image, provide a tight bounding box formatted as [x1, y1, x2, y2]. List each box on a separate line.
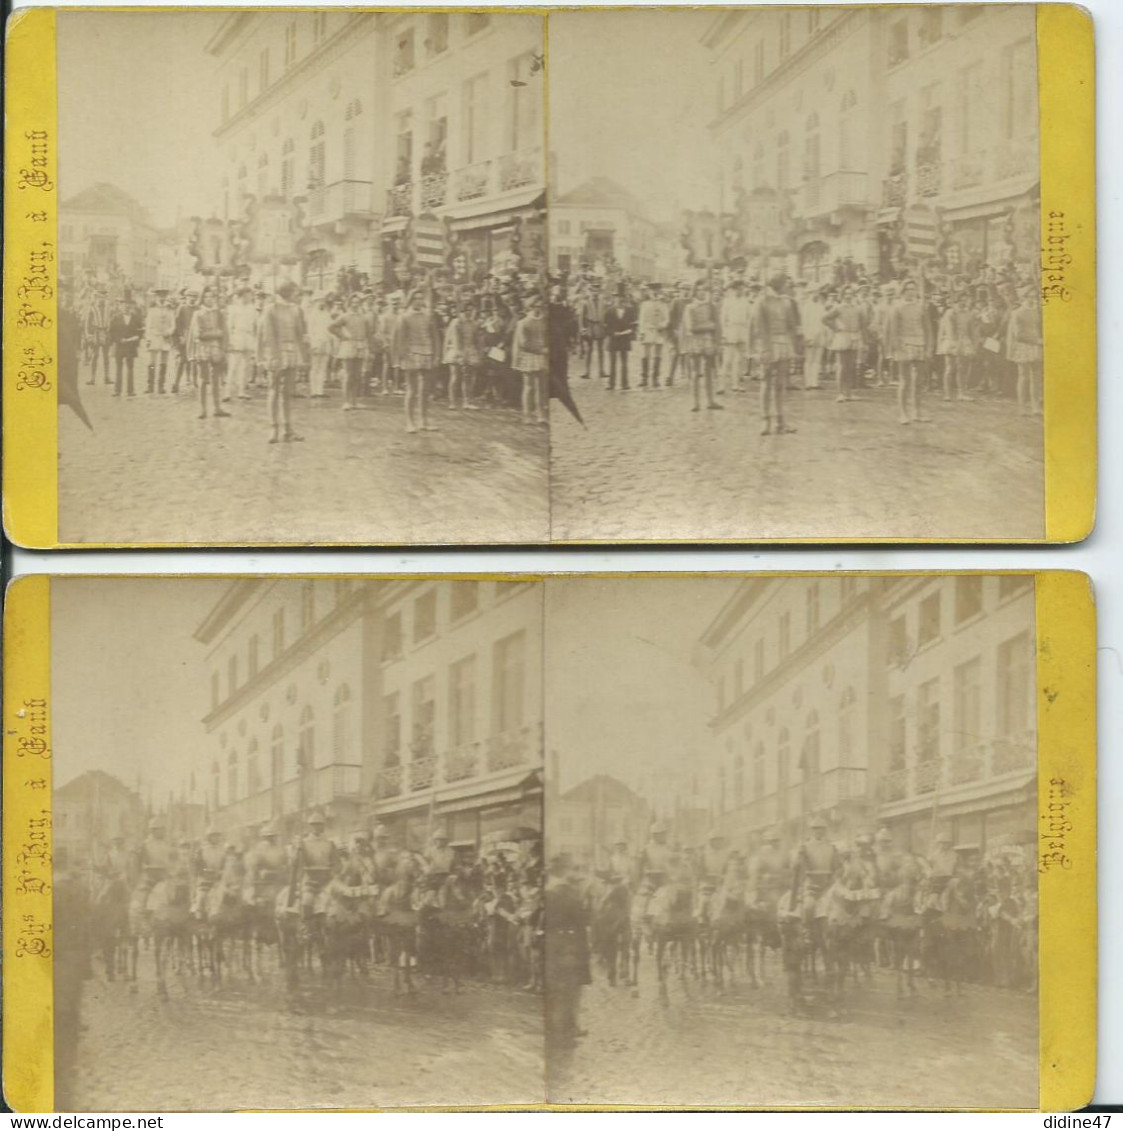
[882, 171, 908, 209]
[444, 742, 480, 783]
[374, 764, 402, 800]
[914, 756, 941, 794]
[409, 755, 437, 792]
[486, 726, 534, 773]
[883, 766, 908, 802]
[455, 160, 491, 202]
[950, 744, 985, 786]
[951, 153, 986, 191]
[386, 183, 413, 219]
[498, 146, 542, 193]
[916, 161, 941, 198]
[420, 171, 448, 211]
[991, 733, 1034, 774]
[304, 180, 375, 226]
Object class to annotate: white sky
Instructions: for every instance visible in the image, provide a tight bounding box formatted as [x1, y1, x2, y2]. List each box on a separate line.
[548, 9, 719, 220]
[544, 578, 737, 814]
[57, 11, 221, 226]
[52, 579, 227, 806]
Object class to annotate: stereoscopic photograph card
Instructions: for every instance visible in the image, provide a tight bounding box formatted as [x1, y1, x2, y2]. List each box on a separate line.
[3, 572, 1095, 1111]
[2, 5, 1096, 548]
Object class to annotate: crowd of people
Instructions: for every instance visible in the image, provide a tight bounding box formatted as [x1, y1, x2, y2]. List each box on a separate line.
[552, 258, 1043, 432]
[547, 817, 1038, 1044]
[73, 810, 544, 994]
[65, 264, 552, 441]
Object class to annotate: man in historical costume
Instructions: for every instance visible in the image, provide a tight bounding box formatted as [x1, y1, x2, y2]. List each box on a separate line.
[190, 825, 229, 918]
[577, 280, 608, 380]
[607, 839, 632, 885]
[136, 816, 175, 897]
[790, 813, 840, 924]
[749, 827, 791, 914]
[242, 822, 289, 908]
[84, 286, 114, 385]
[700, 831, 731, 887]
[144, 290, 175, 394]
[426, 830, 456, 877]
[664, 281, 692, 387]
[258, 279, 309, 444]
[369, 823, 399, 888]
[872, 825, 905, 893]
[719, 276, 752, 394]
[226, 285, 259, 401]
[637, 282, 670, 388]
[751, 273, 802, 436]
[545, 852, 591, 1048]
[289, 810, 339, 918]
[928, 830, 957, 883]
[188, 286, 230, 421]
[171, 289, 200, 393]
[638, 822, 674, 888]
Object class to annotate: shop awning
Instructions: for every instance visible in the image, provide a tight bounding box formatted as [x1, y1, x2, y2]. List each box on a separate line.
[941, 178, 1039, 221]
[447, 188, 545, 231]
[437, 770, 542, 815]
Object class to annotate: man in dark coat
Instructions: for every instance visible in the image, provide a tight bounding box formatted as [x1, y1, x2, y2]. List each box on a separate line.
[604, 286, 638, 391]
[108, 296, 143, 397]
[545, 852, 591, 1049]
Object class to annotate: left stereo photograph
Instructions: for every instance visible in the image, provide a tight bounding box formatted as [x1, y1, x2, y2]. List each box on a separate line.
[3, 8, 551, 547]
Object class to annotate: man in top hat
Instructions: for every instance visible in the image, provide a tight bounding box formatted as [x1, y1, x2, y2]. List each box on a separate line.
[144, 290, 175, 394]
[790, 813, 840, 923]
[719, 276, 752, 394]
[289, 810, 338, 917]
[545, 852, 591, 1047]
[637, 282, 670, 388]
[664, 281, 692, 386]
[577, 280, 608, 380]
[604, 284, 638, 391]
[751, 273, 801, 435]
[109, 295, 144, 397]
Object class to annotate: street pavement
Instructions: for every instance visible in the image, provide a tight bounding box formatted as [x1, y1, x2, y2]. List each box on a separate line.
[548, 958, 1038, 1108]
[58, 956, 544, 1110]
[551, 373, 1045, 542]
[58, 368, 549, 545]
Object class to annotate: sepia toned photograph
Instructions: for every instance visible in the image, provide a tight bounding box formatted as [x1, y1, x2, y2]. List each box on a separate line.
[544, 575, 1039, 1107]
[54, 11, 549, 545]
[50, 578, 545, 1110]
[547, 7, 1046, 542]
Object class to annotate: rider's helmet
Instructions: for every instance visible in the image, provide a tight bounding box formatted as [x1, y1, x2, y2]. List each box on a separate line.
[148, 816, 166, 833]
[762, 827, 781, 843]
[307, 810, 326, 828]
[809, 814, 828, 831]
[261, 822, 279, 838]
[650, 821, 668, 837]
[875, 827, 893, 844]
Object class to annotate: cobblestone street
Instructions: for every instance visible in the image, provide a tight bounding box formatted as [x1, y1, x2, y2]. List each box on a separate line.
[58, 369, 549, 545]
[58, 956, 544, 1111]
[550, 375, 1045, 542]
[549, 961, 1037, 1108]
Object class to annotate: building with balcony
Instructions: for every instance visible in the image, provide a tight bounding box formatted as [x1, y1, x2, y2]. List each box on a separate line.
[380, 12, 546, 283]
[702, 9, 881, 281]
[206, 11, 387, 288]
[702, 7, 1039, 284]
[54, 770, 147, 870]
[370, 579, 543, 852]
[192, 579, 376, 842]
[876, 6, 1039, 278]
[550, 177, 673, 282]
[693, 576, 1037, 856]
[59, 183, 160, 291]
[695, 577, 882, 849]
[876, 575, 1036, 854]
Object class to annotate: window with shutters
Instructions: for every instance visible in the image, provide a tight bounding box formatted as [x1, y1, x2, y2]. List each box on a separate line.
[309, 121, 325, 189]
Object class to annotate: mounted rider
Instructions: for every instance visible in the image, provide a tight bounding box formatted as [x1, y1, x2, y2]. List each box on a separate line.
[243, 822, 288, 907]
[700, 831, 732, 888]
[190, 825, 229, 917]
[607, 839, 632, 885]
[749, 827, 791, 912]
[369, 823, 398, 887]
[426, 830, 455, 877]
[639, 822, 674, 886]
[136, 816, 175, 897]
[289, 810, 339, 917]
[790, 813, 841, 922]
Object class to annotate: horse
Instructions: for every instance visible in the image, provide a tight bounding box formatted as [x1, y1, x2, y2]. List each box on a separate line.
[703, 881, 750, 991]
[819, 859, 879, 1016]
[198, 879, 250, 984]
[143, 876, 193, 999]
[649, 878, 698, 1001]
[776, 889, 808, 1012]
[273, 884, 322, 991]
[320, 868, 375, 989]
[590, 875, 632, 987]
[87, 873, 131, 983]
[879, 871, 924, 999]
[377, 862, 419, 995]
